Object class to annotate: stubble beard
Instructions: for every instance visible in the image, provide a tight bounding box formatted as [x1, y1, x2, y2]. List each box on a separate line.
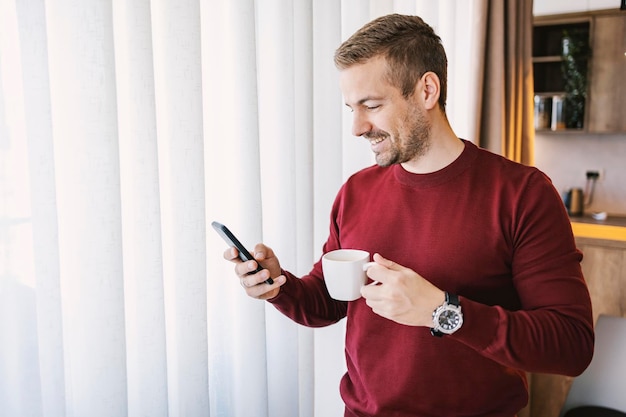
[371, 108, 431, 167]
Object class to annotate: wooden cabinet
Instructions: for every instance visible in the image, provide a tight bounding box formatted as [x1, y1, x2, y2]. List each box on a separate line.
[587, 14, 626, 132]
[526, 235, 626, 417]
[577, 237, 626, 320]
[533, 10, 626, 133]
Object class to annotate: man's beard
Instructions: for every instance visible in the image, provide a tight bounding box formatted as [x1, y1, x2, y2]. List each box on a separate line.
[368, 108, 431, 167]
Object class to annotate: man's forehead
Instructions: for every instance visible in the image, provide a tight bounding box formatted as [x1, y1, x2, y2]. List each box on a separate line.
[339, 60, 397, 105]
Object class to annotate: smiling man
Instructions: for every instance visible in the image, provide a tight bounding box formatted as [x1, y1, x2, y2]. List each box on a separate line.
[340, 53, 459, 173]
[224, 14, 594, 417]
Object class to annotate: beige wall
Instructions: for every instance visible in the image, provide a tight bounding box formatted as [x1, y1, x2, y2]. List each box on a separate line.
[534, 133, 626, 216]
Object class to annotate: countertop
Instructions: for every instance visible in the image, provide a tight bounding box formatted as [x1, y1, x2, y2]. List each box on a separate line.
[570, 214, 626, 242]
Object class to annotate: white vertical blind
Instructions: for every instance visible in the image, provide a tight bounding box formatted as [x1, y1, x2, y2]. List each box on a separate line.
[256, 1, 304, 417]
[151, 0, 210, 415]
[112, 0, 169, 415]
[0, 1, 482, 416]
[311, 3, 347, 415]
[202, 0, 274, 415]
[46, 0, 127, 416]
[0, 3, 43, 417]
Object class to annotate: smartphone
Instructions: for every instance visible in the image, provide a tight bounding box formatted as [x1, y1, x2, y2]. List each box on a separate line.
[211, 221, 274, 285]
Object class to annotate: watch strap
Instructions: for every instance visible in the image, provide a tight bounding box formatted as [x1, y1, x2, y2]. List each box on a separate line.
[430, 328, 445, 337]
[447, 292, 459, 307]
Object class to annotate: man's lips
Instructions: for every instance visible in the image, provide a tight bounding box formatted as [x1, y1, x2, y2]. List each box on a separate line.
[364, 132, 388, 145]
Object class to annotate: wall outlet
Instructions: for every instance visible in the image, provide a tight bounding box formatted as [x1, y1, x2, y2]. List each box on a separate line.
[586, 169, 604, 182]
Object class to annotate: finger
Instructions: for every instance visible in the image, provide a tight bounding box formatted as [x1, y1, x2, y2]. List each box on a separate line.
[224, 247, 240, 262]
[364, 256, 394, 284]
[372, 253, 401, 269]
[361, 274, 385, 299]
[243, 274, 287, 300]
[252, 244, 277, 267]
[252, 243, 267, 261]
[234, 259, 261, 279]
[242, 272, 281, 289]
[362, 254, 404, 290]
[240, 265, 272, 287]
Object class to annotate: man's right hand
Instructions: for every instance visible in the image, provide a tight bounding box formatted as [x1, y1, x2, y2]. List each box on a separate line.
[224, 243, 286, 300]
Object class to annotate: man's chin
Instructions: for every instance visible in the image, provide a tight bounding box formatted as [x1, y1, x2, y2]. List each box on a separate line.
[374, 154, 396, 167]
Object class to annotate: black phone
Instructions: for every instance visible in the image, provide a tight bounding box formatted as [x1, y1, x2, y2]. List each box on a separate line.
[211, 221, 274, 285]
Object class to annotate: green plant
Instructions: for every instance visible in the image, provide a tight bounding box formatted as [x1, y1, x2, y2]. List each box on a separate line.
[561, 29, 590, 129]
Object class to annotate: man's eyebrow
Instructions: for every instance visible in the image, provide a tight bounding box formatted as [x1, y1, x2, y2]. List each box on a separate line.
[344, 96, 382, 107]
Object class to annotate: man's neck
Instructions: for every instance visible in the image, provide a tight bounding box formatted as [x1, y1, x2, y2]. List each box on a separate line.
[401, 129, 464, 174]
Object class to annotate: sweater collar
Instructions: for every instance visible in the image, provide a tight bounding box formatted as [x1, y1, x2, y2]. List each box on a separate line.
[392, 139, 477, 189]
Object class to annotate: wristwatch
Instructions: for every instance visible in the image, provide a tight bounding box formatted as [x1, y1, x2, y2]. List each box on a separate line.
[431, 292, 463, 337]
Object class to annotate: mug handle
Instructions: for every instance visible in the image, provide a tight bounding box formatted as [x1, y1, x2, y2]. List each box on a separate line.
[363, 262, 380, 286]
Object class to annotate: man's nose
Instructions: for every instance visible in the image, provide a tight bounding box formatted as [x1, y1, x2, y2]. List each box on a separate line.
[352, 111, 372, 137]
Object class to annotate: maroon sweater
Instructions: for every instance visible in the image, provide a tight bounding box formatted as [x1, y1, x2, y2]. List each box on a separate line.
[269, 140, 593, 417]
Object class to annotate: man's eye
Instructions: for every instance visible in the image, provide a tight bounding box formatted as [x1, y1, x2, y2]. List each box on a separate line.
[366, 105, 380, 111]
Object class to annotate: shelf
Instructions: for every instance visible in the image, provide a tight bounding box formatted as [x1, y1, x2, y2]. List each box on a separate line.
[533, 21, 590, 56]
[532, 55, 562, 63]
[535, 128, 585, 134]
[533, 18, 590, 130]
[534, 11, 626, 133]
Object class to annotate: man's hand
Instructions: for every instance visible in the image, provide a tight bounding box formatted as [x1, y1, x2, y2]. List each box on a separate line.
[360, 253, 445, 327]
[224, 243, 286, 300]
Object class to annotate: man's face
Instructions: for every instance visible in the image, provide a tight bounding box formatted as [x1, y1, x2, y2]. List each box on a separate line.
[339, 56, 431, 167]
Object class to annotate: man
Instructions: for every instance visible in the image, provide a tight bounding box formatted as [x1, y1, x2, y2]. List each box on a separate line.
[225, 14, 593, 417]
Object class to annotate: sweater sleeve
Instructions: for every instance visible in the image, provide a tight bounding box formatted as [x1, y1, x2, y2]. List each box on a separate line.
[267, 267, 348, 328]
[452, 170, 594, 376]
[267, 197, 349, 327]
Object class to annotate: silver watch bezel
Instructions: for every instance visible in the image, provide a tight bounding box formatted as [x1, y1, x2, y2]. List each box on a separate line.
[432, 299, 463, 335]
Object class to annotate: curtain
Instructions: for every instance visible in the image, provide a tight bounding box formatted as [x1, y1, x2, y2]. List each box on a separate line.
[477, 0, 535, 165]
[475, 4, 536, 415]
[0, 1, 484, 416]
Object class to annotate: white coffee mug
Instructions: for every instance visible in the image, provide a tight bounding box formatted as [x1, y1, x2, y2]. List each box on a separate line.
[322, 249, 375, 301]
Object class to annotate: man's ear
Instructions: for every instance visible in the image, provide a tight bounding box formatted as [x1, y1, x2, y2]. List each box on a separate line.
[419, 72, 441, 111]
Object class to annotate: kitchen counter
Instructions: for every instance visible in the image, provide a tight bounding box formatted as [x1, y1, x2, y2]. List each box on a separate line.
[528, 214, 626, 417]
[570, 214, 626, 242]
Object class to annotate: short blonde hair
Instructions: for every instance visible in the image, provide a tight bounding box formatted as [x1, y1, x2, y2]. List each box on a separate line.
[334, 14, 448, 112]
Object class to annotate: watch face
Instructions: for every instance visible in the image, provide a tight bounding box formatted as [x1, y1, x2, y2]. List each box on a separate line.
[437, 309, 461, 331]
